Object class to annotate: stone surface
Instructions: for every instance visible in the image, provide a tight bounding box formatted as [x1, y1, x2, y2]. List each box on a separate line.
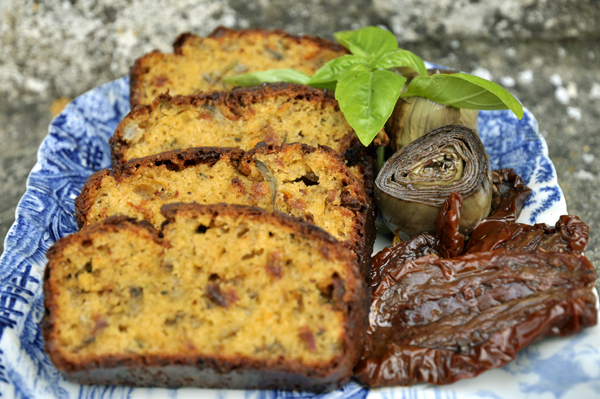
[376, 0, 600, 42]
[0, 0, 238, 103]
[1, 0, 599, 291]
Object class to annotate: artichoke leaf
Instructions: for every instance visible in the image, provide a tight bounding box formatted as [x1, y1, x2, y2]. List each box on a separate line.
[375, 124, 492, 239]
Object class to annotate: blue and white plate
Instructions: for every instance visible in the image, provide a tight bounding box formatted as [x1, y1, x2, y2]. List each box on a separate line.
[1, 76, 599, 399]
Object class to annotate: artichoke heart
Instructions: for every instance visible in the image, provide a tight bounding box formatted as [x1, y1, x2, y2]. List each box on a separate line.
[399, 146, 464, 187]
[386, 96, 480, 152]
[375, 124, 492, 239]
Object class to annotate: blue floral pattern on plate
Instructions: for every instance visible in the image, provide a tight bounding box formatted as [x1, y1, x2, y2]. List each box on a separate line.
[0, 76, 598, 399]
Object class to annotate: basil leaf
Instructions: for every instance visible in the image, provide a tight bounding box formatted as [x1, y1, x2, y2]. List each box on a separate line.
[372, 49, 428, 77]
[311, 81, 337, 92]
[222, 69, 311, 86]
[336, 68, 406, 146]
[401, 73, 524, 118]
[307, 55, 365, 85]
[334, 26, 398, 58]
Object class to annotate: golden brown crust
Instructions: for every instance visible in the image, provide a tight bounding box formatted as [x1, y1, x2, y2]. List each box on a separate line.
[129, 50, 163, 108]
[74, 169, 112, 229]
[121, 146, 244, 177]
[44, 204, 368, 391]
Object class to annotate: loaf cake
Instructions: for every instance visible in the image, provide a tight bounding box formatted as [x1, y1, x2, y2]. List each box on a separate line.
[43, 203, 368, 391]
[75, 144, 375, 275]
[130, 26, 348, 107]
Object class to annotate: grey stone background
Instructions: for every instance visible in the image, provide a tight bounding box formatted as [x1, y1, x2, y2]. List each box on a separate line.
[1, 0, 599, 283]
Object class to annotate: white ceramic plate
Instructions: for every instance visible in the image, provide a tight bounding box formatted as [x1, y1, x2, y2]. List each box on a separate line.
[1, 76, 598, 399]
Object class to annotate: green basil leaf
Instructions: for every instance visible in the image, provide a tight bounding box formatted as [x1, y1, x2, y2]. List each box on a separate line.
[372, 49, 428, 76]
[336, 68, 407, 146]
[222, 69, 311, 86]
[307, 55, 365, 85]
[401, 73, 524, 118]
[334, 26, 398, 58]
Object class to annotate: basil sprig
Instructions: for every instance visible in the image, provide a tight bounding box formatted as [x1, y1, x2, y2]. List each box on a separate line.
[223, 26, 523, 146]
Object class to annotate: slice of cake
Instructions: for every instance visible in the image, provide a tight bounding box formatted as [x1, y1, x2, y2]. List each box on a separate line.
[75, 144, 375, 276]
[114, 84, 351, 165]
[111, 84, 384, 194]
[130, 26, 348, 107]
[43, 204, 368, 391]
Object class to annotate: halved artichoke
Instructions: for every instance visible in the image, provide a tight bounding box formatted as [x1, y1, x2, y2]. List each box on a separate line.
[375, 124, 492, 239]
